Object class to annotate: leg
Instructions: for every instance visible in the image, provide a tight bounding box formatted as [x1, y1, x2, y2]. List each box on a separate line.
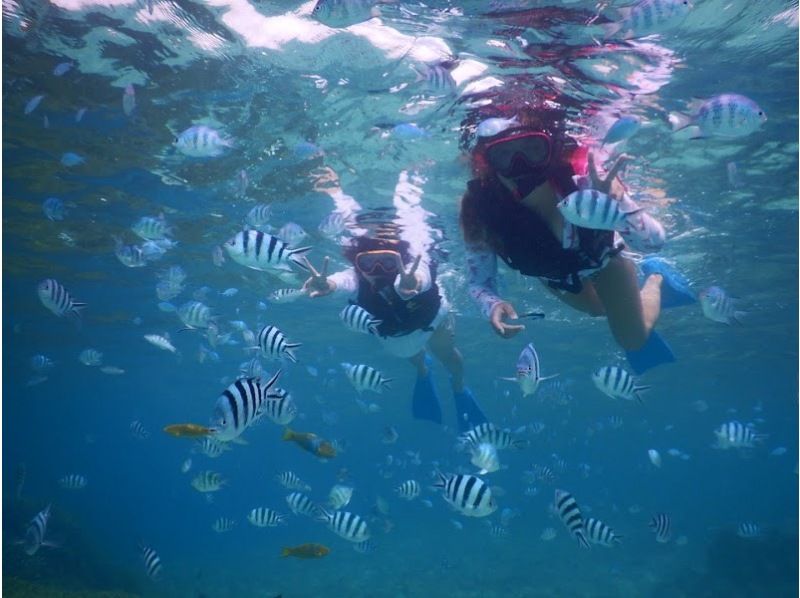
[591, 255, 663, 351]
[544, 280, 606, 317]
[408, 350, 428, 377]
[427, 314, 464, 393]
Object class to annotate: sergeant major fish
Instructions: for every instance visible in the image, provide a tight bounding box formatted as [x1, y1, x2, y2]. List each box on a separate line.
[37, 279, 86, 318]
[328, 484, 354, 509]
[670, 94, 766, 139]
[174, 125, 233, 157]
[699, 286, 745, 325]
[257, 325, 300, 363]
[592, 366, 650, 403]
[340, 304, 382, 335]
[558, 190, 642, 231]
[501, 342, 558, 398]
[317, 509, 371, 543]
[554, 489, 590, 549]
[225, 230, 310, 273]
[21, 505, 57, 555]
[434, 472, 497, 518]
[191, 471, 226, 493]
[248, 507, 286, 527]
[649, 513, 671, 543]
[341, 362, 392, 394]
[210, 372, 282, 441]
[585, 517, 622, 547]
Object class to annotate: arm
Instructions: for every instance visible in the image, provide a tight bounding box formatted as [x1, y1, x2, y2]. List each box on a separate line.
[391, 169, 436, 298]
[466, 245, 504, 319]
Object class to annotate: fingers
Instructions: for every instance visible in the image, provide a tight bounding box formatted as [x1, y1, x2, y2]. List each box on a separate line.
[407, 255, 422, 276]
[302, 256, 320, 278]
[605, 154, 631, 183]
[320, 256, 329, 278]
[503, 303, 519, 320]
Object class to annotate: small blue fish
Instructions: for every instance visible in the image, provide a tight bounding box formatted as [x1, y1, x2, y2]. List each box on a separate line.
[25, 94, 45, 115]
[770, 447, 787, 457]
[477, 116, 520, 138]
[122, 84, 135, 116]
[60, 153, 85, 167]
[294, 141, 323, 160]
[392, 123, 429, 139]
[221, 288, 238, 297]
[601, 116, 641, 145]
[53, 62, 72, 76]
[42, 197, 67, 221]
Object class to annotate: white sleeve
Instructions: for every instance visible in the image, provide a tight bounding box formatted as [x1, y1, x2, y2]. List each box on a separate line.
[466, 245, 504, 320]
[327, 267, 359, 295]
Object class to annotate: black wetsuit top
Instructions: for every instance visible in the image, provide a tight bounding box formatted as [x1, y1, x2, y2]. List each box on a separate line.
[355, 267, 442, 337]
[467, 176, 621, 294]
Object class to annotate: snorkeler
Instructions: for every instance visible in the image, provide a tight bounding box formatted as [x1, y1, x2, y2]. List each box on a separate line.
[459, 107, 695, 373]
[302, 167, 488, 430]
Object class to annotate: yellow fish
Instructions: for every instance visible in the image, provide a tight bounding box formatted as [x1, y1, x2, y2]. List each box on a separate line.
[281, 543, 330, 559]
[282, 428, 336, 458]
[163, 423, 213, 438]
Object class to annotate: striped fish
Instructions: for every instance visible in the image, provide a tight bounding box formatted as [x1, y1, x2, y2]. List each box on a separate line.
[434, 472, 497, 518]
[247, 507, 286, 527]
[699, 286, 745, 325]
[79, 348, 103, 366]
[23, 505, 54, 555]
[671, 94, 766, 139]
[353, 539, 376, 554]
[585, 517, 622, 547]
[277, 222, 307, 246]
[606, 0, 693, 39]
[245, 204, 272, 228]
[558, 190, 642, 231]
[174, 125, 232, 157]
[488, 523, 509, 538]
[59, 474, 87, 490]
[532, 464, 555, 483]
[114, 241, 147, 268]
[554, 489, 590, 549]
[318, 211, 347, 238]
[130, 420, 149, 440]
[190, 471, 226, 493]
[737, 522, 761, 538]
[275, 471, 310, 491]
[328, 485, 354, 509]
[177, 301, 215, 330]
[37, 279, 86, 318]
[339, 304, 382, 335]
[471, 442, 500, 475]
[317, 509, 371, 543]
[591, 366, 650, 404]
[269, 288, 304, 303]
[286, 492, 321, 518]
[413, 62, 457, 95]
[502, 343, 558, 398]
[395, 479, 421, 500]
[458, 423, 526, 451]
[649, 513, 671, 543]
[341, 362, 392, 394]
[212, 518, 236, 533]
[210, 372, 282, 441]
[224, 230, 310, 273]
[257, 325, 300, 363]
[132, 215, 171, 241]
[196, 437, 229, 458]
[139, 542, 163, 580]
[263, 389, 298, 425]
[713, 421, 767, 450]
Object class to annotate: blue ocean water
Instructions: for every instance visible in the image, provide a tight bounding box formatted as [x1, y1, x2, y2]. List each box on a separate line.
[3, 1, 798, 597]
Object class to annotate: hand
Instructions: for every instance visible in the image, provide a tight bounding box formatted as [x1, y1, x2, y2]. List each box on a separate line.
[301, 256, 335, 298]
[489, 302, 525, 339]
[588, 152, 631, 196]
[310, 167, 341, 194]
[396, 255, 422, 299]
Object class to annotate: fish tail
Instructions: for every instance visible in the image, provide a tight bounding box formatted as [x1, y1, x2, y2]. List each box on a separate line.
[288, 247, 313, 269]
[668, 111, 693, 132]
[280, 548, 291, 558]
[381, 378, 393, 390]
[577, 531, 592, 549]
[281, 428, 294, 441]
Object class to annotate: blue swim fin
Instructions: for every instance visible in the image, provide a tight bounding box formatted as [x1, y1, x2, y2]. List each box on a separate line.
[453, 387, 488, 432]
[412, 364, 442, 425]
[626, 329, 676, 375]
[639, 256, 696, 309]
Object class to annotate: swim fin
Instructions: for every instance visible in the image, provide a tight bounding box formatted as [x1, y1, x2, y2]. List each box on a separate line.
[412, 363, 442, 425]
[626, 329, 676, 375]
[452, 387, 488, 432]
[639, 256, 696, 309]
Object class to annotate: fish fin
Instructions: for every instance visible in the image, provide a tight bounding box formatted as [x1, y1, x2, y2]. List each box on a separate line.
[314, 508, 331, 523]
[668, 111, 693, 132]
[731, 311, 747, 325]
[512, 439, 530, 450]
[280, 548, 290, 558]
[263, 369, 283, 391]
[381, 378, 393, 389]
[284, 349, 298, 364]
[497, 377, 517, 383]
[577, 531, 592, 549]
[540, 374, 560, 382]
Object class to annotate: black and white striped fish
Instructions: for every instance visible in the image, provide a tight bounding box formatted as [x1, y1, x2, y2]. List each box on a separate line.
[558, 189, 642, 231]
[649, 513, 671, 543]
[59, 474, 87, 490]
[341, 362, 392, 394]
[585, 517, 622, 547]
[699, 286, 746, 325]
[210, 372, 282, 441]
[458, 423, 526, 451]
[353, 539, 376, 554]
[276, 471, 310, 491]
[286, 492, 321, 517]
[23, 505, 54, 555]
[245, 204, 271, 228]
[269, 288, 304, 303]
[191, 471, 226, 493]
[212, 517, 236, 533]
[713, 421, 767, 450]
[263, 388, 298, 425]
[592, 366, 650, 404]
[130, 420, 149, 440]
[317, 509, 371, 543]
[395, 479, 421, 500]
[533, 464, 555, 483]
[412, 62, 457, 95]
[177, 301, 215, 330]
[554, 489, 590, 549]
[139, 542, 163, 580]
[257, 325, 300, 363]
[328, 485, 354, 509]
[434, 472, 497, 518]
[487, 523, 509, 539]
[37, 279, 86, 318]
[340, 304, 382, 335]
[247, 507, 286, 527]
[501, 343, 558, 398]
[132, 215, 172, 241]
[195, 437, 229, 458]
[224, 230, 310, 273]
[737, 522, 761, 538]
